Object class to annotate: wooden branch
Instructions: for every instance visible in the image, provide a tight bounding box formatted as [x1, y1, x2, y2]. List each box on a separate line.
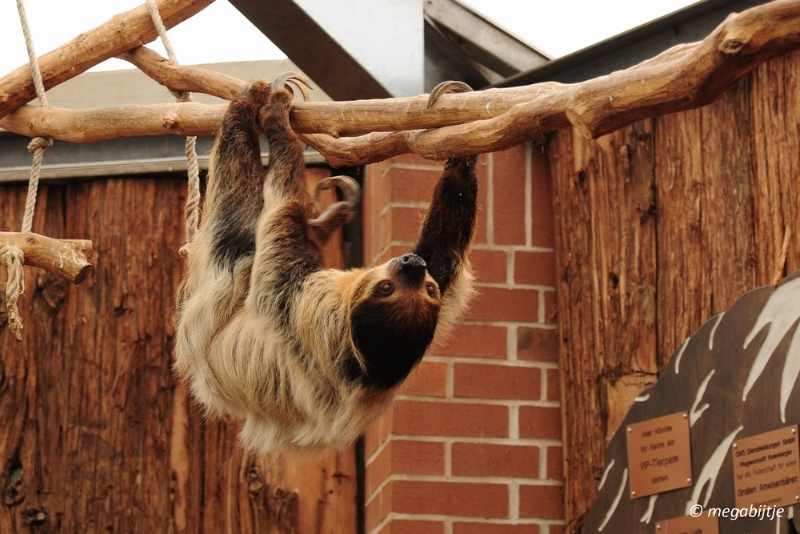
[565, 0, 800, 138]
[0, 232, 93, 284]
[0, 103, 228, 143]
[119, 46, 246, 101]
[1, 0, 800, 165]
[120, 45, 552, 136]
[0, 0, 214, 120]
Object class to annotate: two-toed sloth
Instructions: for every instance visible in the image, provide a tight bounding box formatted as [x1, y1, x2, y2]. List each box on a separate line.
[175, 74, 478, 453]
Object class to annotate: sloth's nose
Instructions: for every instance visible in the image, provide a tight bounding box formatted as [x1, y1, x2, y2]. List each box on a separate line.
[399, 254, 426, 268]
[397, 254, 426, 285]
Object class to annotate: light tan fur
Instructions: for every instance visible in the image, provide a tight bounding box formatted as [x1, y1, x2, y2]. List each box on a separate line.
[175, 78, 478, 454]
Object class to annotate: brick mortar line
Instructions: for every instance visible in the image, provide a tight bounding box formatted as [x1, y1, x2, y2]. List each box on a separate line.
[432, 320, 557, 331]
[386, 162, 445, 171]
[447, 320, 557, 328]
[387, 434, 563, 447]
[506, 247, 514, 286]
[394, 394, 561, 407]
[506, 325, 516, 361]
[366, 434, 391, 467]
[472, 244, 556, 253]
[540, 445, 550, 479]
[365, 474, 393, 507]
[509, 481, 520, 520]
[369, 512, 392, 534]
[388, 200, 432, 209]
[422, 355, 559, 369]
[381, 473, 564, 486]
[387, 512, 565, 524]
[509, 405, 520, 439]
[474, 281, 557, 291]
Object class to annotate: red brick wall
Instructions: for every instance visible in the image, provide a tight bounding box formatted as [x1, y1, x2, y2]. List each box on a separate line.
[362, 145, 564, 534]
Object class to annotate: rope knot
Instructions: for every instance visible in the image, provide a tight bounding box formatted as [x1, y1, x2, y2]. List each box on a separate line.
[27, 136, 53, 153]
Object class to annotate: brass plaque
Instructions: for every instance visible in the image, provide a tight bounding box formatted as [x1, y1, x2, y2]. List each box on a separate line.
[626, 411, 692, 499]
[732, 425, 800, 508]
[655, 513, 719, 534]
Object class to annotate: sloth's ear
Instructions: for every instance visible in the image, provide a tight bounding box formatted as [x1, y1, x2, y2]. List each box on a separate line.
[347, 299, 438, 389]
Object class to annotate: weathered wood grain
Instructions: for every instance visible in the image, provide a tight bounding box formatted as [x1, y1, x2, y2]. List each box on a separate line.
[550, 44, 800, 534]
[654, 75, 757, 371]
[0, 231, 92, 283]
[0, 170, 357, 532]
[550, 121, 658, 532]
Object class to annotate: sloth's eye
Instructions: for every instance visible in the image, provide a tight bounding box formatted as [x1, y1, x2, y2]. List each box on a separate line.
[426, 283, 437, 297]
[378, 281, 395, 296]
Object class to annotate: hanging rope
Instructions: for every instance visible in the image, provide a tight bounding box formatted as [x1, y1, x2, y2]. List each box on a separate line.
[4, 0, 52, 340]
[146, 0, 201, 257]
[15, 0, 52, 234]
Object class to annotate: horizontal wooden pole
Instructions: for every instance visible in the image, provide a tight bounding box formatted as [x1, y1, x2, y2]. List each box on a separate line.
[119, 44, 552, 137]
[0, 232, 93, 284]
[0, 0, 214, 120]
[0, 102, 228, 143]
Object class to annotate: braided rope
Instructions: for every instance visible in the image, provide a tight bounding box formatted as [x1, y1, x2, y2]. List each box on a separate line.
[146, 0, 201, 254]
[16, 0, 52, 234]
[1, 246, 25, 341]
[6, 0, 52, 339]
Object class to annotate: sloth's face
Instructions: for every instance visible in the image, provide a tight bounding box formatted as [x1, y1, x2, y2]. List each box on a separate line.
[348, 254, 442, 389]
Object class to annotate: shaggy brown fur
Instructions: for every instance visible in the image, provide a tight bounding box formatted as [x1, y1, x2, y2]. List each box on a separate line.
[174, 75, 478, 453]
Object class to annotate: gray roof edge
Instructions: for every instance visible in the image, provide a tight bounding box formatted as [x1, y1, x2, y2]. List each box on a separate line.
[496, 0, 767, 87]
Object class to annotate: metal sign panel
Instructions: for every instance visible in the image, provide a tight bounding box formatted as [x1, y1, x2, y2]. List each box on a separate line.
[626, 411, 693, 499]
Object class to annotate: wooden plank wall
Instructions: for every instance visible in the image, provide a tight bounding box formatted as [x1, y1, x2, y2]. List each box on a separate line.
[0, 171, 357, 533]
[549, 50, 800, 532]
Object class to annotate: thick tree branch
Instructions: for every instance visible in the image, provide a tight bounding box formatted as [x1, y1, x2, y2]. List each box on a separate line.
[0, 232, 93, 284]
[0, 103, 228, 143]
[564, 0, 800, 138]
[0, 0, 214, 120]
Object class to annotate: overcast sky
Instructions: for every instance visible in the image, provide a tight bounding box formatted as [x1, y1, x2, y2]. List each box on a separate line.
[0, 0, 698, 76]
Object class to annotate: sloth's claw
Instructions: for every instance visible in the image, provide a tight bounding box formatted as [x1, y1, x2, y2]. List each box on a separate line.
[310, 175, 361, 234]
[270, 72, 313, 102]
[426, 80, 473, 108]
[315, 175, 360, 210]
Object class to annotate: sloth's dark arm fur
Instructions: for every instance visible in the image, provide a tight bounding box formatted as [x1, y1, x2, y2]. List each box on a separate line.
[413, 155, 479, 294]
[206, 82, 323, 321]
[209, 94, 268, 270]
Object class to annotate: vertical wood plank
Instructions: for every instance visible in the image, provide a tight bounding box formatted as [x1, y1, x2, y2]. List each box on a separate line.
[550, 120, 657, 531]
[655, 76, 758, 371]
[749, 50, 800, 282]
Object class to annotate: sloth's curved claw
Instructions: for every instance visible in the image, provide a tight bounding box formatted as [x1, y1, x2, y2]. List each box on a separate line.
[426, 80, 473, 108]
[315, 175, 361, 211]
[270, 72, 313, 102]
[309, 176, 361, 240]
